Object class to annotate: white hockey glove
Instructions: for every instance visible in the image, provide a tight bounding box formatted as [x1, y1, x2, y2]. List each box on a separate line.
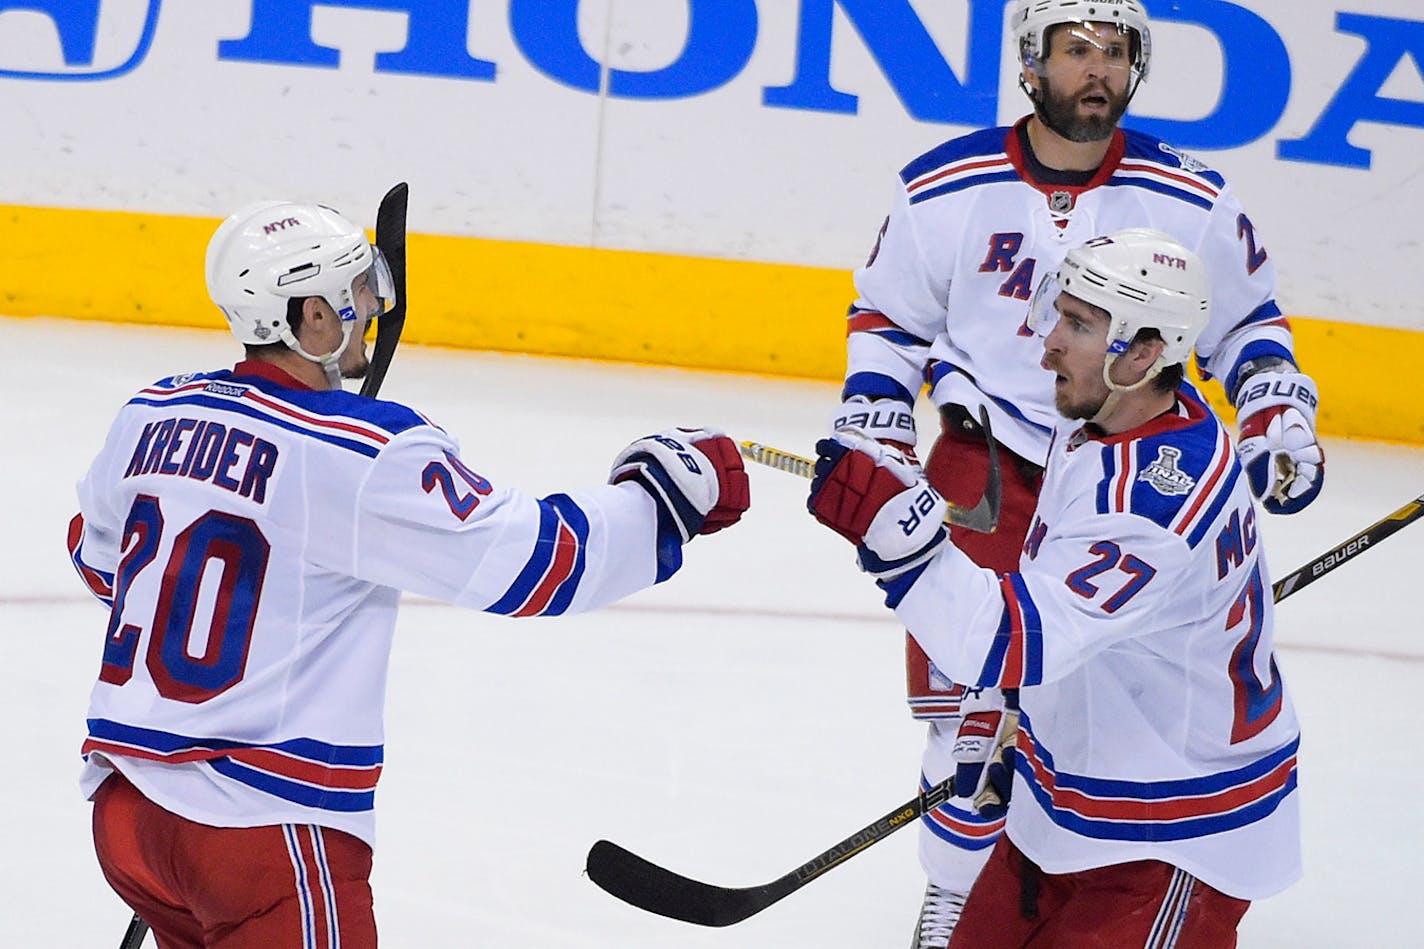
[807, 429, 947, 580]
[611, 428, 751, 541]
[1235, 368, 1325, 514]
[831, 395, 918, 457]
[952, 688, 1019, 821]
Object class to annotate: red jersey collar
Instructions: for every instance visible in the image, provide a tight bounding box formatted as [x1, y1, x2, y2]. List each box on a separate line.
[1071, 388, 1209, 448]
[232, 359, 314, 392]
[1004, 116, 1125, 201]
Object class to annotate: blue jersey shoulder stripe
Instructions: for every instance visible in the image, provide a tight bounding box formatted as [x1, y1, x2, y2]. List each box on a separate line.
[900, 127, 1012, 183]
[137, 371, 429, 439]
[909, 170, 1021, 206]
[1105, 175, 1214, 212]
[220, 370, 430, 437]
[1119, 130, 1228, 189]
[129, 392, 386, 458]
[1095, 395, 1240, 548]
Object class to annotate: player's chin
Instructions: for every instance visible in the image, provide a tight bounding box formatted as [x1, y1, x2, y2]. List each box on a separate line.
[341, 359, 370, 381]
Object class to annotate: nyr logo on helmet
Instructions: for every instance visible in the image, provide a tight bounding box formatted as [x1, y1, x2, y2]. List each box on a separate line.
[1138, 445, 1195, 496]
[263, 217, 302, 235]
[0, 0, 162, 81]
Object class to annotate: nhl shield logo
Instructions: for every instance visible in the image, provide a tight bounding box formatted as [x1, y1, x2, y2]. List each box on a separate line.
[1138, 445, 1196, 496]
[1049, 191, 1074, 214]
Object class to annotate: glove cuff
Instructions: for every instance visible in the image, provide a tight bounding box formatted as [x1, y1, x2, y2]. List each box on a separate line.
[832, 396, 917, 448]
[1234, 370, 1319, 427]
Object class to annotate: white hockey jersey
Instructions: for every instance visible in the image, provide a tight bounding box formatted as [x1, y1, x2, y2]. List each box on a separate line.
[887, 385, 1301, 900]
[847, 119, 1297, 466]
[69, 361, 677, 847]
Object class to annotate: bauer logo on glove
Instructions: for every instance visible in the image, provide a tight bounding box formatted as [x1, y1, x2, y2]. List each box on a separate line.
[899, 486, 945, 537]
[648, 434, 704, 475]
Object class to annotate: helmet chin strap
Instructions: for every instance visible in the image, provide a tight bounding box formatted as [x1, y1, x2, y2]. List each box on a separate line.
[279, 321, 352, 390]
[1090, 353, 1162, 426]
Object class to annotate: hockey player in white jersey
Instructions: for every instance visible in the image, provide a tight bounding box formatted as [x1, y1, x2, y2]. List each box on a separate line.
[833, 1, 1322, 941]
[812, 228, 1300, 947]
[68, 200, 751, 948]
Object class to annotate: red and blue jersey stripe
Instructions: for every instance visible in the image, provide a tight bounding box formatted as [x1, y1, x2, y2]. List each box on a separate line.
[67, 513, 115, 607]
[83, 718, 384, 813]
[919, 773, 1005, 850]
[901, 126, 1019, 206]
[1110, 132, 1227, 212]
[128, 370, 426, 458]
[975, 572, 1045, 689]
[1013, 713, 1298, 841]
[485, 494, 590, 617]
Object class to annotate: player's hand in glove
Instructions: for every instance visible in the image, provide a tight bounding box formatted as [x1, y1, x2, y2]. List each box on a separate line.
[807, 428, 947, 579]
[831, 395, 919, 462]
[1235, 369, 1324, 514]
[611, 428, 750, 541]
[952, 688, 1019, 822]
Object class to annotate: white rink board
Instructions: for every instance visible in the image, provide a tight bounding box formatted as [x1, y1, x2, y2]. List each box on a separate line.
[2, 0, 1423, 329]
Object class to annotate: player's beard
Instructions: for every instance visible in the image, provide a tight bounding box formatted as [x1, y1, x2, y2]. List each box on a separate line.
[1034, 75, 1130, 143]
[1055, 386, 1105, 421]
[1046, 356, 1109, 421]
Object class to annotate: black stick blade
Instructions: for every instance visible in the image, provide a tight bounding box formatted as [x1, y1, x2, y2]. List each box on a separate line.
[586, 840, 792, 927]
[361, 181, 409, 399]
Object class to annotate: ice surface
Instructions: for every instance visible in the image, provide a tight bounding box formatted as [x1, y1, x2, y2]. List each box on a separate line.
[2, 317, 1418, 947]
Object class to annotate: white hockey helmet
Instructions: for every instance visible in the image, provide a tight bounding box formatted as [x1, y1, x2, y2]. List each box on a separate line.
[1028, 228, 1211, 381]
[204, 201, 393, 352]
[1011, 0, 1152, 82]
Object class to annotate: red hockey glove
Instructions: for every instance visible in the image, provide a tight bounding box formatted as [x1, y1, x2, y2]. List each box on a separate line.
[807, 429, 947, 580]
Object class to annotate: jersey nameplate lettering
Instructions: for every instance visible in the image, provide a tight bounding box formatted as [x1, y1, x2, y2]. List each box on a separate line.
[123, 417, 280, 504]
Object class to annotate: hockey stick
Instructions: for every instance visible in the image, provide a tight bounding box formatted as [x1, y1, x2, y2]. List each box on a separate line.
[1270, 491, 1424, 600]
[360, 181, 409, 399]
[118, 915, 147, 949]
[118, 184, 410, 949]
[586, 777, 959, 927]
[586, 491, 1424, 928]
[738, 406, 1003, 534]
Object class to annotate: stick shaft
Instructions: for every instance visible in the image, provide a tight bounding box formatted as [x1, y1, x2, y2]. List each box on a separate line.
[1272, 493, 1424, 601]
[587, 491, 1424, 928]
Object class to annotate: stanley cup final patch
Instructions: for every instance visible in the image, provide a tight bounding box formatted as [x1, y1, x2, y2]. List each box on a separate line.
[1138, 446, 1196, 496]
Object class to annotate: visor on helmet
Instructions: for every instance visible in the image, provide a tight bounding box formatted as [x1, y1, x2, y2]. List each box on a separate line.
[1042, 21, 1138, 73]
[362, 246, 396, 319]
[1026, 270, 1074, 341]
